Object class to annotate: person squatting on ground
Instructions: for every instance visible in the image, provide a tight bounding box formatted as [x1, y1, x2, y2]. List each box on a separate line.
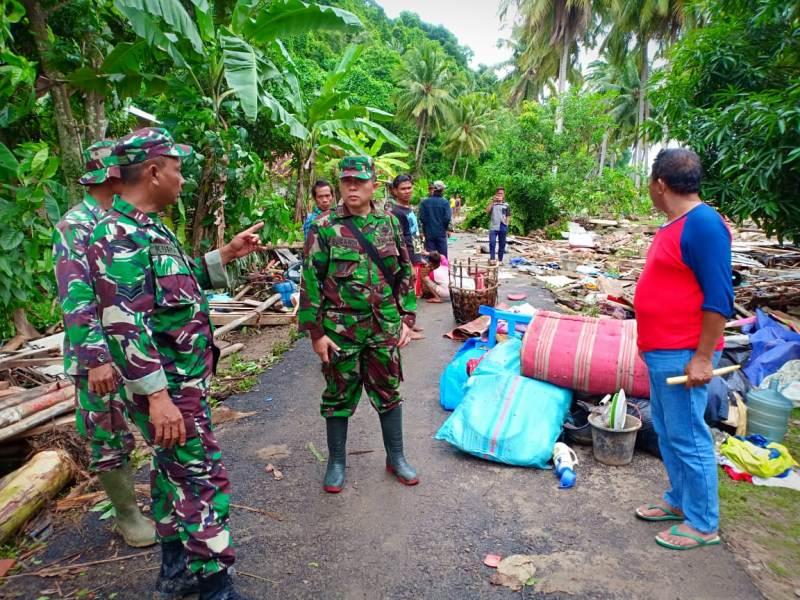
[53, 141, 156, 549]
[633, 148, 734, 551]
[87, 128, 264, 600]
[299, 156, 419, 494]
[303, 179, 335, 239]
[423, 251, 450, 303]
[418, 180, 452, 257]
[486, 187, 509, 263]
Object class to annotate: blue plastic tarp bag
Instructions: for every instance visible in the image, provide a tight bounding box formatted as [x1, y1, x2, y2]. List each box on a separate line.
[439, 338, 489, 411]
[471, 337, 522, 377]
[435, 372, 572, 468]
[744, 309, 800, 386]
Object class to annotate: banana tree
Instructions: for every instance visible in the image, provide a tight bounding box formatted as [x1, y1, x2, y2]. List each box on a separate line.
[271, 44, 409, 220]
[110, 0, 363, 249]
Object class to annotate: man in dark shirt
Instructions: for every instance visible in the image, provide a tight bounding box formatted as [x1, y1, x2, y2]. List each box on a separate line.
[418, 180, 452, 257]
[388, 174, 418, 263]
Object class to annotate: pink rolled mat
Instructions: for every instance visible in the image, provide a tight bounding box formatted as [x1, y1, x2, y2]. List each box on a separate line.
[520, 311, 650, 398]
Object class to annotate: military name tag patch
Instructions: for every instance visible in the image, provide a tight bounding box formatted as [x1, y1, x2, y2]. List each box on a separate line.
[150, 243, 181, 258]
[330, 236, 361, 251]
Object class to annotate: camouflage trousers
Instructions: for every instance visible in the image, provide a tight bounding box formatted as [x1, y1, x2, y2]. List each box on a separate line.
[71, 374, 135, 473]
[321, 328, 403, 418]
[126, 377, 234, 576]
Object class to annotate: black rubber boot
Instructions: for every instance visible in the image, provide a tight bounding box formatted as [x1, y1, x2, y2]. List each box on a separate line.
[379, 406, 419, 486]
[198, 569, 251, 600]
[153, 539, 200, 599]
[323, 417, 348, 493]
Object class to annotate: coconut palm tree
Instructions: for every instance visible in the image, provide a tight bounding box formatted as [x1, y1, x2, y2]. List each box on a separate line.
[443, 93, 496, 177]
[606, 0, 687, 178]
[394, 40, 455, 169]
[586, 55, 641, 172]
[501, 0, 594, 130]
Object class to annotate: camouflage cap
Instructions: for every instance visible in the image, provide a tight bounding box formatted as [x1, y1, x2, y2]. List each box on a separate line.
[338, 156, 375, 180]
[78, 140, 121, 186]
[113, 127, 192, 167]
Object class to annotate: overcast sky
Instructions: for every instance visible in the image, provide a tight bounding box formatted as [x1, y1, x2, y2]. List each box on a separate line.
[376, 0, 515, 69]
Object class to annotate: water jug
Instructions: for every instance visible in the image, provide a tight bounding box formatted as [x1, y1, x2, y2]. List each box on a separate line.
[746, 380, 793, 442]
[552, 442, 578, 489]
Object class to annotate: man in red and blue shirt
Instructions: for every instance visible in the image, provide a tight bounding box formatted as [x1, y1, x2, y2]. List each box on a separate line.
[633, 148, 733, 551]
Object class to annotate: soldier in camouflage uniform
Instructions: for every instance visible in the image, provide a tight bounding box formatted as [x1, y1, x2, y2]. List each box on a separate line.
[299, 156, 419, 494]
[87, 128, 263, 600]
[53, 141, 156, 548]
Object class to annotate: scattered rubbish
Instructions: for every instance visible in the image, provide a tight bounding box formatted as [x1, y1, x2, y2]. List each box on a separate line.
[506, 293, 527, 301]
[608, 389, 627, 430]
[211, 406, 258, 426]
[483, 554, 502, 568]
[719, 434, 797, 479]
[306, 442, 326, 464]
[257, 444, 291, 461]
[552, 442, 577, 489]
[489, 554, 537, 591]
[535, 275, 575, 288]
[265, 464, 284, 481]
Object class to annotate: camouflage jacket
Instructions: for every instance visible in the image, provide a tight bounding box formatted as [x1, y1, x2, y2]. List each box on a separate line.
[298, 204, 416, 341]
[87, 196, 228, 396]
[53, 193, 111, 375]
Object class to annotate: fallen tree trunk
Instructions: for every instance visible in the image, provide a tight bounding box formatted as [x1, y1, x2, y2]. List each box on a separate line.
[0, 400, 75, 444]
[0, 386, 75, 428]
[0, 450, 74, 544]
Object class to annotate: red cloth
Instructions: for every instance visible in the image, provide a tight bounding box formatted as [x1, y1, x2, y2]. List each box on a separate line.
[723, 465, 753, 484]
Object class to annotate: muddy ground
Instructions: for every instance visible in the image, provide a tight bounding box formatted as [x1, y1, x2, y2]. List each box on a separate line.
[2, 234, 763, 599]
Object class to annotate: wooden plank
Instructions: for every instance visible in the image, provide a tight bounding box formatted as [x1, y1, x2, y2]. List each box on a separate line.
[0, 347, 55, 368]
[213, 294, 281, 338]
[0, 358, 63, 369]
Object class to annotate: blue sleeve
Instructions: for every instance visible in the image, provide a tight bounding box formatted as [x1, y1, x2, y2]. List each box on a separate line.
[680, 205, 734, 317]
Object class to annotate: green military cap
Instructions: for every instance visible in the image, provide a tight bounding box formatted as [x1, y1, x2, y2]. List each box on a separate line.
[338, 156, 375, 180]
[78, 140, 121, 186]
[113, 127, 192, 166]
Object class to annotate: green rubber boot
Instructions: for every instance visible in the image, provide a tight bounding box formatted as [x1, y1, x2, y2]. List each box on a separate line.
[379, 406, 419, 486]
[323, 417, 348, 493]
[97, 463, 157, 548]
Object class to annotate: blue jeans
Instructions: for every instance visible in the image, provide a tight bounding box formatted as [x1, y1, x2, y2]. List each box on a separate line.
[644, 350, 721, 534]
[489, 228, 507, 261]
[424, 236, 448, 257]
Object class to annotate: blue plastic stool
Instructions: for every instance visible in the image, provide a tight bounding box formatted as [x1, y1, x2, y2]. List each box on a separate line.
[479, 305, 533, 348]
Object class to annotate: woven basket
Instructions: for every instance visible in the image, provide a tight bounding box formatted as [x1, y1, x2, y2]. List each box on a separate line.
[449, 259, 499, 324]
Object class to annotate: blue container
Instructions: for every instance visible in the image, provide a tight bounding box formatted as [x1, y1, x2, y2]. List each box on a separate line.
[746, 380, 793, 442]
[273, 280, 297, 307]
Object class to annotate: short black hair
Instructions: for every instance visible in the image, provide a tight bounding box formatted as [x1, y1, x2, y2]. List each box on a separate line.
[432, 189, 443, 197]
[393, 174, 413, 188]
[496, 186, 505, 192]
[651, 148, 703, 194]
[119, 156, 166, 185]
[311, 179, 333, 199]
[428, 251, 441, 268]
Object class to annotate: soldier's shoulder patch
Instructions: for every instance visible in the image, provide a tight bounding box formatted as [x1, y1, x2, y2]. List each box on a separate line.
[116, 281, 145, 302]
[149, 243, 181, 258]
[330, 236, 361, 251]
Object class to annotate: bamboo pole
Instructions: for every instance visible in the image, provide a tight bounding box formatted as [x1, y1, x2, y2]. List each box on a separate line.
[213, 294, 281, 338]
[0, 450, 73, 544]
[0, 400, 75, 443]
[0, 386, 74, 428]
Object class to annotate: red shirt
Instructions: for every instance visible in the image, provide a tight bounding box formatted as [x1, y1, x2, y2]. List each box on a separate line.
[634, 204, 734, 352]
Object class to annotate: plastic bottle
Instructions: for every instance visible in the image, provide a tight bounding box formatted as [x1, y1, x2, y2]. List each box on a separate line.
[746, 380, 793, 442]
[553, 442, 578, 489]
